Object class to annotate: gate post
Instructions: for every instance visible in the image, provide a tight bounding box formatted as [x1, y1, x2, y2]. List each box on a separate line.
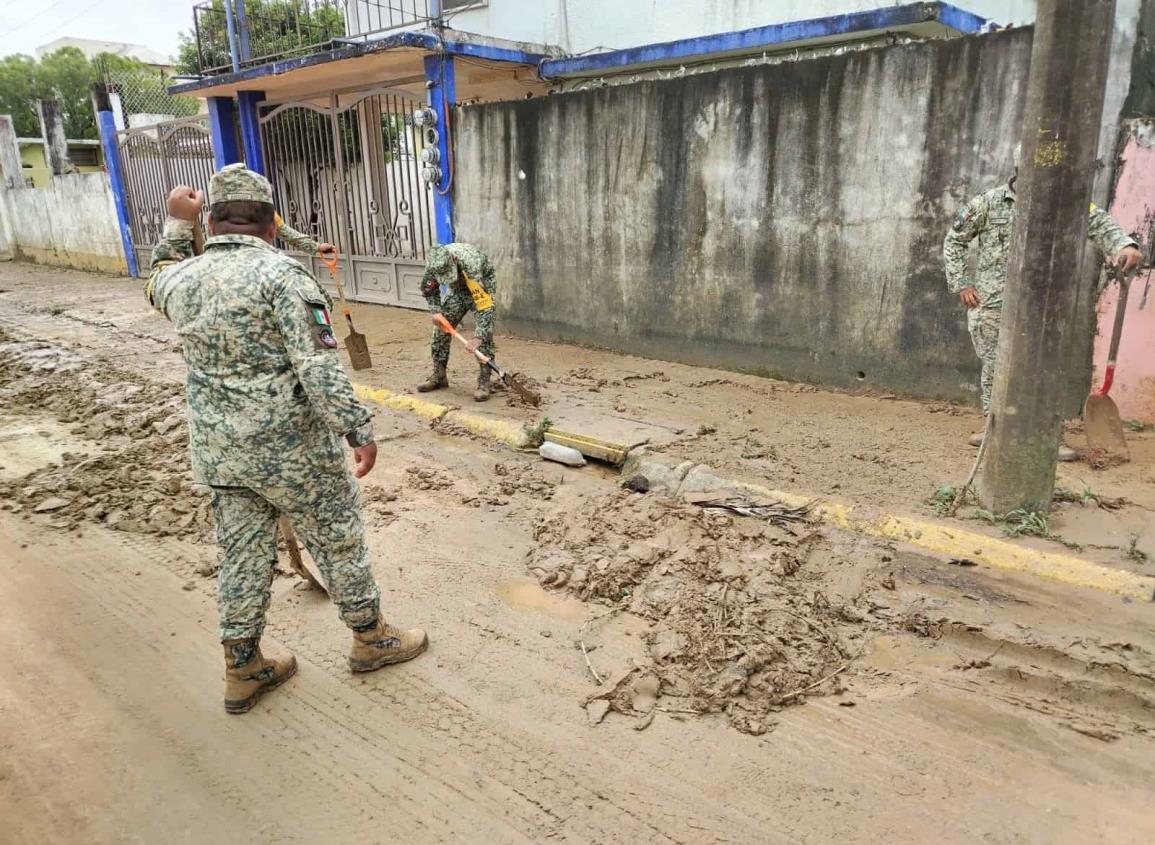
[93, 85, 138, 277]
[237, 90, 265, 174]
[207, 96, 241, 170]
[423, 53, 456, 245]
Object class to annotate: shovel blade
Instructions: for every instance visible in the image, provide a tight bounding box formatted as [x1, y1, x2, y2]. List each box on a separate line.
[1083, 394, 1129, 461]
[503, 373, 541, 406]
[345, 330, 373, 371]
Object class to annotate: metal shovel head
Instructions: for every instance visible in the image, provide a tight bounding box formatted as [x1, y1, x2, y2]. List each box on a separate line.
[503, 372, 541, 406]
[1083, 394, 1129, 461]
[345, 330, 373, 370]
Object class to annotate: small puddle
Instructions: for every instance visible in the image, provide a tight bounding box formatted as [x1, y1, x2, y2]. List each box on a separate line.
[497, 579, 589, 621]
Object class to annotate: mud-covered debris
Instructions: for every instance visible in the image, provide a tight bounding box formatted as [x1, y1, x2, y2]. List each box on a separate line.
[689, 496, 812, 526]
[621, 475, 650, 494]
[405, 466, 454, 491]
[529, 490, 871, 733]
[0, 341, 213, 542]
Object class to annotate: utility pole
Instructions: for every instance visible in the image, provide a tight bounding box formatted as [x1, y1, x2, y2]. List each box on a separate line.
[978, 0, 1118, 514]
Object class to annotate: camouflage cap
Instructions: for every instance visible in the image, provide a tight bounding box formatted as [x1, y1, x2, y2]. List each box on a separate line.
[425, 245, 455, 282]
[209, 162, 273, 205]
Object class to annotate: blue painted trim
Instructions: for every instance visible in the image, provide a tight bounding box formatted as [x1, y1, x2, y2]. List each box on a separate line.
[237, 90, 265, 174]
[96, 110, 138, 277]
[169, 30, 547, 96]
[206, 97, 241, 170]
[538, 2, 988, 77]
[424, 53, 456, 245]
[937, 3, 989, 34]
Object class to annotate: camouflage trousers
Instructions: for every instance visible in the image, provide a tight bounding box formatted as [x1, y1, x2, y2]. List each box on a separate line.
[431, 289, 493, 381]
[210, 469, 380, 641]
[968, 306, 1001, 414]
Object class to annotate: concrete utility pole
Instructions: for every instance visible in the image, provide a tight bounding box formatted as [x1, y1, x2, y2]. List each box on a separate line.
[36, 99, 74, 176]
[978, 0, 1118, 514]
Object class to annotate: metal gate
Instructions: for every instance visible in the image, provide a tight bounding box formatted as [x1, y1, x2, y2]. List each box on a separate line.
[259, 88, 434, 309]
[116, 115, 216, 276]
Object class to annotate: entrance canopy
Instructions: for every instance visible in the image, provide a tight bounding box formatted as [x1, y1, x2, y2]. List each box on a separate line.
[168, 29, 552, 105]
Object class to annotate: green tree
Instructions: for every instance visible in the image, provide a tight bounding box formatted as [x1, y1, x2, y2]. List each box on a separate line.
[0, 54, 41, 137]
[0, 49, 197, 142]
[176, 0, 346, 74]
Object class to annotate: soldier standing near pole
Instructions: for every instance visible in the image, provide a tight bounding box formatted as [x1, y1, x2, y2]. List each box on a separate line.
[146, 164, 428, 714]
[943, 145, 1142, 459]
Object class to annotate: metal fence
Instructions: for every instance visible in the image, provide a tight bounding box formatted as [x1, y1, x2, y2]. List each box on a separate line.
[260, 88, 434, 308]
[191, 0, 435, 75]
[116, 116, 217, 275]
[192, 0, 348, 74]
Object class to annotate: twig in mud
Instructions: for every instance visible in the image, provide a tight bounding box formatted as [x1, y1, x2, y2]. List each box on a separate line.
[770, 606, 847, 659]
[578, 607, 623, 685]
[715, 583, 729, 632]
[780, 660, 853, 701]
[948, 413, 994, 517]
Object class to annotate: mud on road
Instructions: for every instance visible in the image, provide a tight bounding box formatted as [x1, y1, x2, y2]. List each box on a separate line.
[2, 263, 1155, 844]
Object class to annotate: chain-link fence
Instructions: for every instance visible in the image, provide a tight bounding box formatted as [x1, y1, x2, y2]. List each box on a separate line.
[101, 64, 201, 128]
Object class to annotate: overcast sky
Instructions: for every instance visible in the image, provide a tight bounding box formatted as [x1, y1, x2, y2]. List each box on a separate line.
[0, 0, 191, 63]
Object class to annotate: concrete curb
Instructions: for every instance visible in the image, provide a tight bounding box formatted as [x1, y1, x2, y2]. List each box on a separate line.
[353, 383, 529, 449]
[623, 452, 1155, 602]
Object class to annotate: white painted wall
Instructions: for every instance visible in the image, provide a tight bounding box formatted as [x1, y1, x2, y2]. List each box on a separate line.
[0, 173, 128, 274]
[428, 1, 1037, 54]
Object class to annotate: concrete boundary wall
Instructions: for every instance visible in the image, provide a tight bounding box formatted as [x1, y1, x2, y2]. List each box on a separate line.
[455, 29, 1050, 403]
[0, 173, 128, 275]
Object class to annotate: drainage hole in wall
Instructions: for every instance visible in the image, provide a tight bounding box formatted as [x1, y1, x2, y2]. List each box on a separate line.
[856, 371, 867, 381]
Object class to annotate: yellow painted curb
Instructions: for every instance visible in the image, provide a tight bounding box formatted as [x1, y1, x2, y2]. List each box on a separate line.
[353, 383, 449, 421]
[727, 478, 1155, 602]
[352, 382, 528, 449]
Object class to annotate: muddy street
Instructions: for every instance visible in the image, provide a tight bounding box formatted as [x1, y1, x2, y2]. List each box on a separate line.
[1, 263, 1154, 845]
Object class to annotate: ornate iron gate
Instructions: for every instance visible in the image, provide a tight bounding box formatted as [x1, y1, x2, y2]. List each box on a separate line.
[259, 88, 434, 309]
[116, 116, 216, 276]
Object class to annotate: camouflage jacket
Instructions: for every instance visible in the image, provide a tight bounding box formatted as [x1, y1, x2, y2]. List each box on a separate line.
[420, 242, 497, 340]
[145, 218, 374, 487]
[943, 184, 1137, 313]
[274, 213, 321, 255]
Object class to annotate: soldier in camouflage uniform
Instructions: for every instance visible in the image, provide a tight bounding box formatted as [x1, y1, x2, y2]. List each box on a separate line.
[943, 154, 1141, 457]
[416, 243, 498, 402]
[274, 212, 334, 258]
[146, 163, 427, 714]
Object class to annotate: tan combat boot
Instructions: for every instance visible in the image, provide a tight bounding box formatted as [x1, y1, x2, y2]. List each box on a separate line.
[222, 639, 297, 714]
[473, 369, 491, 403]
[416, 362, 448, 393]
[349, 617, 428, 673]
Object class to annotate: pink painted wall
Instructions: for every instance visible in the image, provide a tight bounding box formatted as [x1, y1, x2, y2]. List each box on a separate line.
[1097, 122, 1155, 424]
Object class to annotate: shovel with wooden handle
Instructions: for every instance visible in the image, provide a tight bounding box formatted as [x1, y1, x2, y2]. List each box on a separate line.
[320, 251, 373, 371]
[432, 313, 541, 406]
[278, 517, 327, 594]
[1084, 266, 1132, 461]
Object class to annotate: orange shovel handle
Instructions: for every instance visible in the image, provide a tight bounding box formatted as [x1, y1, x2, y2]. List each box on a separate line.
[432, 313, 496, 369]
[320, 249, 354, 322]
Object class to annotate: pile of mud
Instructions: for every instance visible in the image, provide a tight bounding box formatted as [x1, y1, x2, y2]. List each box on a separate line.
[0, 338, 212, 540]
[528, 490, 883, 733]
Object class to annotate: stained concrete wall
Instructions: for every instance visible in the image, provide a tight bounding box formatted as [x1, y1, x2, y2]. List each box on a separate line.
[455, 29, 1038, 401]
[0, 173, 128, 274]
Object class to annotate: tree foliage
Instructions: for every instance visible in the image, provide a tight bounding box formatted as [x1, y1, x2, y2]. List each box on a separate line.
[176, 0, 346, 74]
[0, 48, 196, 141]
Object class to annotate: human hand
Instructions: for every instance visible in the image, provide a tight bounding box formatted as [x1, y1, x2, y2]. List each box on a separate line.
[318, 243, 337, 259]
[1109, 246, 1143, 274]
[959, 286, 981, 308]
[352, 442, 377, 478]
[466, 337, 483, 354]
[166, 186, 204, 222]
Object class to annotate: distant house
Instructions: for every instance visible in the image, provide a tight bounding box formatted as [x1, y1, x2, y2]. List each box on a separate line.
[16, 138, 104, 188]
[35, 37, 172, 71]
